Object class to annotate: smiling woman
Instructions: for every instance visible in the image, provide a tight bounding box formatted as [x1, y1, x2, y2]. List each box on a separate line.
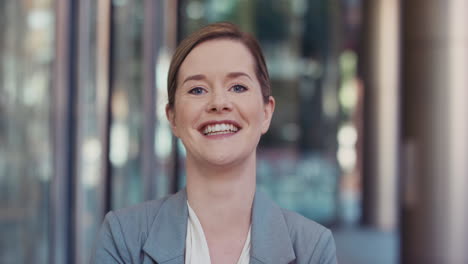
[92, 22, 337, 264]
[168, 38, 273, 169]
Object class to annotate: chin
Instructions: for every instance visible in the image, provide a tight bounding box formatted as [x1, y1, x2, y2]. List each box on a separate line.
[205, 153, 239, 167]
[203, 149, 253, 168]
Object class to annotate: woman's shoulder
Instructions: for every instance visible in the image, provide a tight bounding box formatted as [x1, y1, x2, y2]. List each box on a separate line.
[92, 189, 191, 263]
[91, 195, 173, 263]
[108, 196, 170, 228]
[280, 208, 330, 237]
[280, 208, 336, 263]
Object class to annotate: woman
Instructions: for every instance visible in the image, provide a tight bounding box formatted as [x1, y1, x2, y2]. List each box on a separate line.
[92, 22, 337, 264]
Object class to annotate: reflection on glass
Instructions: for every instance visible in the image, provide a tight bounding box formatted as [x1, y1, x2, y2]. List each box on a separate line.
[154, 47, 175, 198]
[74, 1, 107, 263]
[0, 1, 55, 263]
[179, 0, 362, 225]
[109, 0, 146, 209]
[337, 49, 361, 225]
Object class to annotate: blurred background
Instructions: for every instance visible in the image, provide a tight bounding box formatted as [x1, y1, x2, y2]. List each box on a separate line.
[1, 0, 467, 263]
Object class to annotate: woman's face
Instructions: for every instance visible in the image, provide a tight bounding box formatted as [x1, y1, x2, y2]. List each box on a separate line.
[167, 39, 275, 167]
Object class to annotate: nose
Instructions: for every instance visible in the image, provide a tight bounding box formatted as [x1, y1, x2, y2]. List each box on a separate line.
[206, 89, 232, 113]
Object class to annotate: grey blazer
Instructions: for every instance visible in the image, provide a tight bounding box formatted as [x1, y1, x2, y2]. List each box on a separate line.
[92, 189, 337, 264]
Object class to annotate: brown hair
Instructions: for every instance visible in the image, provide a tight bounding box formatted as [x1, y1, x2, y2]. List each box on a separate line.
[167, 22, 271, 108]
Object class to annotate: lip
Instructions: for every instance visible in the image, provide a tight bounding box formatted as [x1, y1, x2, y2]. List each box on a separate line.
[197, 119, 242, 135]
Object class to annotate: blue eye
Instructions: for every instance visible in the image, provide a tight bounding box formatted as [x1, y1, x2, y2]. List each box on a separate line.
[231, 84, 248, 93]
[188, 87, 206, 95]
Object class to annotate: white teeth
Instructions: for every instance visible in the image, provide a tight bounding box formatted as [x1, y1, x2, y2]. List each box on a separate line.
[202, 123, 240, 135]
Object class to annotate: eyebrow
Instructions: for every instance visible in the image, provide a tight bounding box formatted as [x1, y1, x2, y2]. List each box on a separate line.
[226, 72, 253, 81]
[182, 71, 253, 85]
[182, 74, 206, 85]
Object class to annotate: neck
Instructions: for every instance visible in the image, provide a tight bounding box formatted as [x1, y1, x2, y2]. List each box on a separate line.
[185, 152, 256, 236]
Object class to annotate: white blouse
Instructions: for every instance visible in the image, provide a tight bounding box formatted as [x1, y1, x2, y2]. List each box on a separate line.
[185, 202, 251, 264]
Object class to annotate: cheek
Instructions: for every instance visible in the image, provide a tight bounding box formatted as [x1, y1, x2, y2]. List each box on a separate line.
[242, 98, 266, 125]
[173, 100, 203, 130]
[254, 104, 270, 134]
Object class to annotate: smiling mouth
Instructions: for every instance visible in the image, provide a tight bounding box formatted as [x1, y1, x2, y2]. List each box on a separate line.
[201, 122, 241, 136]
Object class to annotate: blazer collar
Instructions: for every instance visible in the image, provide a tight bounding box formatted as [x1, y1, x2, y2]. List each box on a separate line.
[142, 189, 188, 264]
[250, 190, 296, 263]
[142, 188, 296, 264]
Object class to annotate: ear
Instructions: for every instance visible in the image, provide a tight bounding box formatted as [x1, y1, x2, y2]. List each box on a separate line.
[166, 104, 179, 137]
[261, 96, 275, 134]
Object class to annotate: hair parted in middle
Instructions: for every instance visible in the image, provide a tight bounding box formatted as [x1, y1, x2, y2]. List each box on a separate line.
[167, 22, 271, 108]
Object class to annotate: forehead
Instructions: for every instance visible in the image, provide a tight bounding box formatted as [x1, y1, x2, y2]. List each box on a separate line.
[178, 39, 256, 80]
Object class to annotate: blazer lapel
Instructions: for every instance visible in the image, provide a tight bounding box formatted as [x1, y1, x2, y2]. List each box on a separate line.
[141, 188, 296, 264]
[250, 190, 296, 264]
[142, 189, 188, 264]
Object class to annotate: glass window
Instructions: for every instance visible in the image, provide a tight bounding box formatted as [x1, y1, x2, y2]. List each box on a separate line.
[74, 1, 175, 262]
[74, 1, 107, 263]
[109, 0, 146, 209]
[109, 0, 175, 208]
[0, 0, 55, 263]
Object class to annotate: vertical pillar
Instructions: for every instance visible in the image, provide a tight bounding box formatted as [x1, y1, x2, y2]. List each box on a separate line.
[96, 0, 112, 213]
[361, 0, 400, 230]
[141, 0, 159, 201]
[52, 0, 77, 263]
[401, 0, 468, 263]
[74, 0, 112, 263]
